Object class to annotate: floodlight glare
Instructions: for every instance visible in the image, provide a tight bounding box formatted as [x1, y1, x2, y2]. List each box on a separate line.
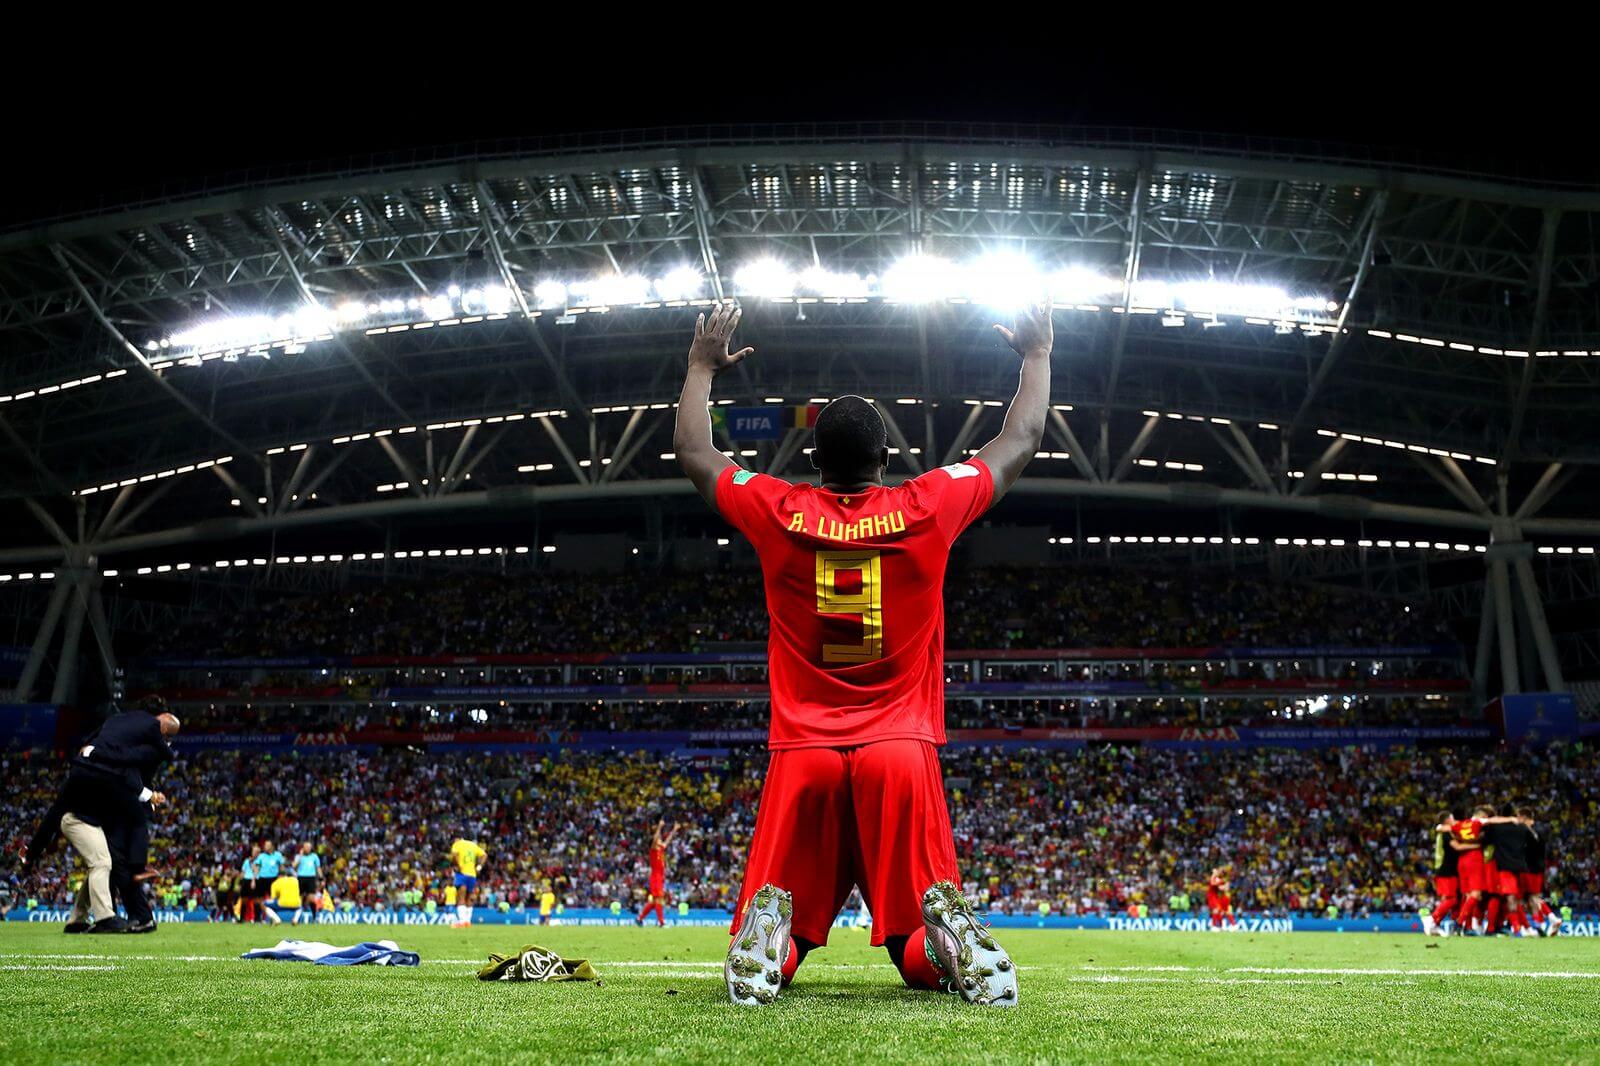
[963, 252, 1045, 310]
[734, 259, 796, 298]
[533, 281, 568, 309]
[1047, 267, 1117, 305]
[798, 265, 869, 298]
[573, 274, 652, 306]
[653, 266, 704, 302]
[881, 255, 960, 303]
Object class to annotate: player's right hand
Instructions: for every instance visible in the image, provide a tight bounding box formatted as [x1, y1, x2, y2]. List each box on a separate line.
[994, 299, 1054, 358]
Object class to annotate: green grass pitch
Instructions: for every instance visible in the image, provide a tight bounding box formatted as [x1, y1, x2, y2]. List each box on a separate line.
[1, 923, 1597, 1063]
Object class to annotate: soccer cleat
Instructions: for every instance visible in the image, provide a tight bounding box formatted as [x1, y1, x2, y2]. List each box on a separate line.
[921, 881, 1018, 1007]
[1547, 914, 1563, 936]
[1421, 913, 1437, 936]
[724, 884, 791, 1006]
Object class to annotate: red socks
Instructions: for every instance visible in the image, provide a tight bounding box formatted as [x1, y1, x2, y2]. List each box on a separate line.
[1485, 897, 1503, 934]
[1430, 898, 1456, 925]
[894, 928, 944, 991]
[780, 938, 802, 985]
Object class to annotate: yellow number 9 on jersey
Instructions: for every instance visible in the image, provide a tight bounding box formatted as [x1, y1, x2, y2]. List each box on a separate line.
[815, 550, 883, 663]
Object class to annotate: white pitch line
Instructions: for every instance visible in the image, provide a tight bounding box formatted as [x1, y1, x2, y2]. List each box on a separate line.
[1068, 976, 1365, 986]
[1086, 964, 1600, 980]
[1228, 966, 1600, 980]
[1, 964, 118, 972]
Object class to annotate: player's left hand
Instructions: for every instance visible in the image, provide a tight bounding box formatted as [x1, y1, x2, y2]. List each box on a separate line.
[688, 301, 753, 373]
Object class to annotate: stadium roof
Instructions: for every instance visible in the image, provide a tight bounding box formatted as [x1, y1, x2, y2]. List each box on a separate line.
[2, 123, 1598, 565]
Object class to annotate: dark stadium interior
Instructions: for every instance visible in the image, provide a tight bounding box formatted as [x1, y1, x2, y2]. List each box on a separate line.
[2, 59, 1597, 975]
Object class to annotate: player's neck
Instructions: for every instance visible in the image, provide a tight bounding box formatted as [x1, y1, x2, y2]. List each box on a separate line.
[820, 472, 883, 493]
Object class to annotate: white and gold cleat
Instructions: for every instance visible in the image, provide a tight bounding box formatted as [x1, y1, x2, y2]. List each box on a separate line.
[725, 884, 791, 1006]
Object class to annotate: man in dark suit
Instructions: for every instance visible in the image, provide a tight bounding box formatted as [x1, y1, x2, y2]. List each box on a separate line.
[20, 767, 132, 932]
[68, 697, 181, 933]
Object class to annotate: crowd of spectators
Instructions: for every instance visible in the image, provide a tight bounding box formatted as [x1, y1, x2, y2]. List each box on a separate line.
[142, 566, 1455, 660]
[5, 743, 1592, 921]
[164, 692, 1471, 736]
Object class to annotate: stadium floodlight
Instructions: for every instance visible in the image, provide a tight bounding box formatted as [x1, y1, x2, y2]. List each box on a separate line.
[533, 281, 568, 309]
[572, 274, 652, 307]
[653, 266, 705, 302]
[962, 252, 1046, 310]
[1129, 280, 1173, 309]
[734, 259, 797, 299]
[798, 265, 869, 299]
[881, 254, 961, 304]
[1046, 266, 1117, 305]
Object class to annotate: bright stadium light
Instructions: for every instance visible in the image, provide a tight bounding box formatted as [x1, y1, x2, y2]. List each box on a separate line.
[734, 259, 796, 298]
[962, 252, 1045, 310]
[798, 265, 870, 299]
[881, 254, 960, 304]
[572, 274, 652, 307]
[1129, 280, 1173, 308]
[653, 266, 704, 302]
[1047, 266, 1117, 305]
[533, 280, 568, 309]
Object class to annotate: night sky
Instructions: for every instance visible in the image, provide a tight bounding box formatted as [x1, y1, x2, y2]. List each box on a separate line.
[4, 36, 1593, 230]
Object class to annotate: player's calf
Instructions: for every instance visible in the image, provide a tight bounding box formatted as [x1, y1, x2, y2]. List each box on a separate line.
[921, 881, 1017, 1007]
[725, 884, 792, 1006]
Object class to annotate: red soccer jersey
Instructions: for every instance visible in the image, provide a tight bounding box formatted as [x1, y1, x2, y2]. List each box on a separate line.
[1451, 818, 1485, 847]
[714, 458, 994, 750]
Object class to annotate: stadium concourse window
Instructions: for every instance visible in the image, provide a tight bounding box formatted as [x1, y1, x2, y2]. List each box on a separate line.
[4, 746, 1595, 921]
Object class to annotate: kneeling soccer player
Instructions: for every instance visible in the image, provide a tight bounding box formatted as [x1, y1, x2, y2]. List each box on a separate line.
[673, 299, 1055, 1007]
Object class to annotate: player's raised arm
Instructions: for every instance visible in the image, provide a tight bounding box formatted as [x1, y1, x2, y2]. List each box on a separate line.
[673, 302, 754, 506]
[974, 300, 1054, 507]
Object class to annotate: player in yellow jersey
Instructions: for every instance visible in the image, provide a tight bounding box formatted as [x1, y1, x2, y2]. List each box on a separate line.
[539, 883, 557, 925]
[449, 837, 487, 928]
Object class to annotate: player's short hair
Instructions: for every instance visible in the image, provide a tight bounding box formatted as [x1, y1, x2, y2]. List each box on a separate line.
[1437, 809, 1454, 823]
[811, 395, 887, 477]
[1515, 806, 1533, 819]
[1472, 804, 1495, 817]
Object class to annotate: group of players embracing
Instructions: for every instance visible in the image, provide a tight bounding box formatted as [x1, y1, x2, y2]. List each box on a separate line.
[1424, 807, 1561, 937]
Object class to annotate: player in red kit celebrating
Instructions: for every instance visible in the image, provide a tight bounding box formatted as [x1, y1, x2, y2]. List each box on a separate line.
[1422, 809, 1461, 936]
[1442, 808, 1489, 933]
[636, 820, 679, 928]
[1206, 867, 1236, 931]
[673, 299, 1053, 1007]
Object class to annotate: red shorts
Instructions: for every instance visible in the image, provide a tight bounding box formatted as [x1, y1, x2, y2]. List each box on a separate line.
[1456, 849, 1486, 894]
[1206, 891, 1232, 914]
[1518, 872, 1544, 895]
[1433, 875, 1459, 900]
[730, 738, 958, 947]
[1492, 868, 1523, 896]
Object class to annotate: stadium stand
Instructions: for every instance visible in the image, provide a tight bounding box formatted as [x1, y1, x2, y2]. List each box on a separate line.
[4, 745, 1594, 920]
